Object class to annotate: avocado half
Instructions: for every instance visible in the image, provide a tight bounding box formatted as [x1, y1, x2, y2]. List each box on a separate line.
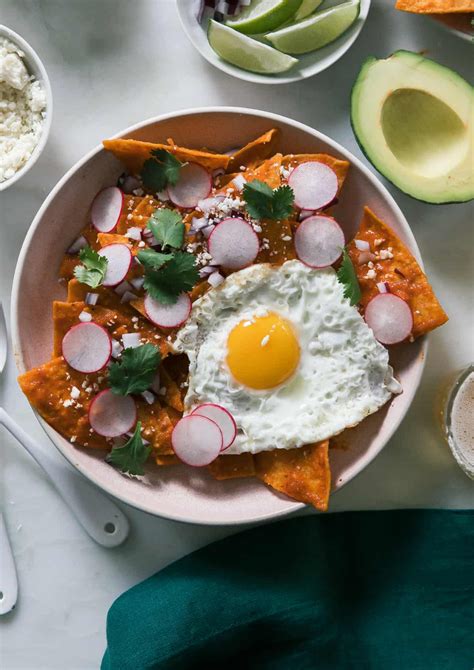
[351, 51, 474, 204]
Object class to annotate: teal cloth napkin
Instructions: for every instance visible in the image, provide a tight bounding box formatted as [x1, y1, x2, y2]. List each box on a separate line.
[102, 510, 473, 670]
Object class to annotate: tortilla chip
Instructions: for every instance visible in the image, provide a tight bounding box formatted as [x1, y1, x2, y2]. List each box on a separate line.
[282, 153, 350, 194]
[117, 196, 161, 233]
[254, 441, 331, 511]
[348, 207, 448, 338]
[18, 357, 176, 454]
[97, 232, 132, 247]
[396, 0, 474, 12]
[103, 139, 230, 175]
[208, 453, 256, 480]
[159, 367, 184, 413]
[226, 129, 280, 172]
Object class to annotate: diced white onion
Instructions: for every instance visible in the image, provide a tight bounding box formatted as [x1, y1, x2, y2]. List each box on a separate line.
[377, 281, 389, 294]
[355, 239, 370, 251]
[122, 333, 141, 349]
[232, 174, 247, 190]
[125, 227, 142, 241]
[130, 276, 145, 291]
[141, 390, 155, 405]
[114, 280, 133, 297]
[111, 339, 123, 359]
[208, 271, 224, 288]
[67, 235, 88, 255]
[85, 293, 99, 306]
[78, 310, 92, 323]
[120, 291, 138, 304]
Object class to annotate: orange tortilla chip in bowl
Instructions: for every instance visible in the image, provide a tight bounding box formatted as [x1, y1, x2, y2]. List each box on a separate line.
[12, 108, 430, 525]
[396, 0, 474, 12]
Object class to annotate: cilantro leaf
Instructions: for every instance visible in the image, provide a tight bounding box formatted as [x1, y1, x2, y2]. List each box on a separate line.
[337, 248, 361, 306]
[137, 248, 174, 270]
[73, 246, 108, 288]
[106, 421, 151, 476]
[143, 251, 199, 305]
[141, 149, 183, 192]
[108, 344, 161, 396]
[147, 208, 185, 249]
[243, 180, 294, 221]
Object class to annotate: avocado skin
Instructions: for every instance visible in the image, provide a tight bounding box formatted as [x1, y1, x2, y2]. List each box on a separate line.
[350, 51, 473, 205]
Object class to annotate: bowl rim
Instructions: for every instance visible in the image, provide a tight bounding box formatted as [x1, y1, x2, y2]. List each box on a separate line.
[0, 24, 53, 192]
[11, 106, 427, 525]
[176, 0, 372, 85]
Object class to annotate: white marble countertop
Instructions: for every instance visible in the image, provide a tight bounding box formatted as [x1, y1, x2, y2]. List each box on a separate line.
[0, 1, 472, 668]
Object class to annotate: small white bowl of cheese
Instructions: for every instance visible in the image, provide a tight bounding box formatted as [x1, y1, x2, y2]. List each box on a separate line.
[0, 25, 52, 192]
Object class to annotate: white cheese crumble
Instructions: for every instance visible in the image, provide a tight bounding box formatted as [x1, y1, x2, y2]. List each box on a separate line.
[0, 38, 47, 183]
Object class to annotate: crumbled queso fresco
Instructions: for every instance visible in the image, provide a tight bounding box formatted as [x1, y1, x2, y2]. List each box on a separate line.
[0, 37, 47, 183]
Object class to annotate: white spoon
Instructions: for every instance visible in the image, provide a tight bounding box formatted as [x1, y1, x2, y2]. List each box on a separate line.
[0, 302, 129, 558]
[0, 512, 18, 615]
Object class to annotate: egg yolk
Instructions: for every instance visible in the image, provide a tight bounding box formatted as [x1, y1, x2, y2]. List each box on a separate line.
[226, 312, 300, 390]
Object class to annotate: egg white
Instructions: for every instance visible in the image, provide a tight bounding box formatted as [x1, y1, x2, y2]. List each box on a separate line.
[174, 260, 398, 455]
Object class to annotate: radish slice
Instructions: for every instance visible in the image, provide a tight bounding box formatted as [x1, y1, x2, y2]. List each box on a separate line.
[171, 415, 223, 467]
[288, 162, 338, 210]
[144, 292, 192, 329]
[62, 322, 111, 373]
[208, 217, 259, 270]
[191, 403, 237, 451]
[168, 163, 211, 209]
[364, 294, 413, 345]
[89, 390, 137, 438]
[91, 187, 124, 233]
[98, 244, 132, 287]
[294, 215, 345, 268]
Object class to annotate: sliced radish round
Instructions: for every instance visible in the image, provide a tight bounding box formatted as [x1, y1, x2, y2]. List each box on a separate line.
[62, 322, 111, 373]
[91, 186, 124, 233]
[208, 217, 259, 271]
[168, 163, 212, 209]
[144, 292, 191, 329]
[171, 415, 223, 467]
[288, 162, 338, 211]
[89, 390, 137, 438]
[294, 215, 345, 268]
[98, 244, 132, 287]
[191, 403, 237, 451]
[364, 294, 413, 345]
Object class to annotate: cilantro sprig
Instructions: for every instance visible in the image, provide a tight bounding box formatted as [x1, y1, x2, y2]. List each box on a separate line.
[243, 180, 294, 221]
[106, 421, 151, 476]
[73, 246, 108, 288]
[136, 208, 199, 305]
[337, 248, 361, 306]
[108, 344, 161, 396]
[140, 250, 199, 305]
[141, 149, 183, 192]
[147, 208, 185, 249]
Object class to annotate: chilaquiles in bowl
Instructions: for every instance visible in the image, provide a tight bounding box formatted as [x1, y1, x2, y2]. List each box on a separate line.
[18, 128, 447, 511]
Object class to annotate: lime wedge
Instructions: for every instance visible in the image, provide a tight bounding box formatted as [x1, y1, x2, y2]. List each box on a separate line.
[226, 0, 303, 35]
[266, 0, 360, 54]
[293, 0, 323, 21]
[208, 20, 298, 74]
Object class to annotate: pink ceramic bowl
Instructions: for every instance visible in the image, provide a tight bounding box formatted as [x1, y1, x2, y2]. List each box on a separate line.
[11, 108, 426, 525]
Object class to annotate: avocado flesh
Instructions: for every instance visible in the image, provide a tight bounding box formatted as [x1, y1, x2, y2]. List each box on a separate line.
[351, 51, 474, 204]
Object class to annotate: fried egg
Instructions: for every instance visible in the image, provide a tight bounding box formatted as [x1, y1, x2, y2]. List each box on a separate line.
[174, 260, 398, 455]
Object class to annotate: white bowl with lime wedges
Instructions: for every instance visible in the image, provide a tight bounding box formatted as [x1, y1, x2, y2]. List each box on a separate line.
[177, 0, 371, 84]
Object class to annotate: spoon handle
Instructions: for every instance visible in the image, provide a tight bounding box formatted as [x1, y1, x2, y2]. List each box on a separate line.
[0, 408, 129, 548]
[0, 512, 18, 615]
